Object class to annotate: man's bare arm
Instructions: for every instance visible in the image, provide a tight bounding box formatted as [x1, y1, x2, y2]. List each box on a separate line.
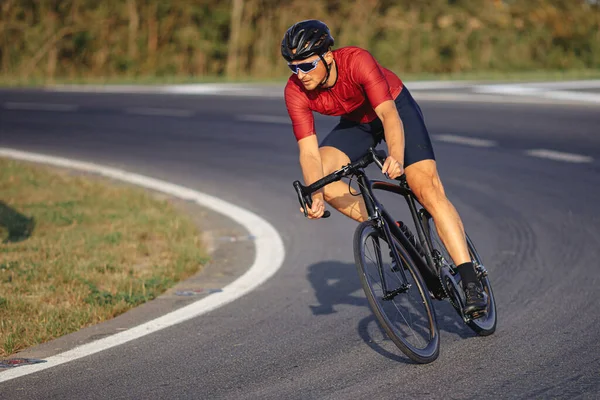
[374, 99, 405, 178]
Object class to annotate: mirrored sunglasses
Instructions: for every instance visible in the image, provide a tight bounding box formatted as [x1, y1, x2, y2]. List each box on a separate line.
[288, 58, 321, 74]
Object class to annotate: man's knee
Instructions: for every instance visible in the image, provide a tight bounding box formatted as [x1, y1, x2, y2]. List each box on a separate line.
[318, 146, 351, 204]
[405, 160, 446, 207]
[319, 146, 350, 174]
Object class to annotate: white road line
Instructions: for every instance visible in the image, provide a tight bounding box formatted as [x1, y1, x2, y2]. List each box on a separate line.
[237, 114, 291, 124]
[0, 148, 285, 383]
[50, 81, 476, 96]
[538, 90, 600, 104]
[525, 149, 593, 163]
[433, 134, 497, 148]
[475, 84, 542, 96]
[494, 80, 600, 90]
[412, 92, 574, 105]
[125, 107, 194, 117]
[475, 85, 600, 104]
[4, 102, 78, 112]
[404, 81, 475, 90]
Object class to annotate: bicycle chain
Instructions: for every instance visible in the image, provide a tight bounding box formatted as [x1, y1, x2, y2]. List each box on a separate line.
[421, 215, 459, 309]
[434, 253, 459, 309]
[441, 272, 459, 309]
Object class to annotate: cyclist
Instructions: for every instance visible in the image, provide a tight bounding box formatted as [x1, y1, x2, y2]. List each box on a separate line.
[282, 19, 487, 317]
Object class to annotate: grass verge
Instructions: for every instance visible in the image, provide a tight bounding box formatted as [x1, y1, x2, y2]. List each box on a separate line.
[0, 158, 208, 358]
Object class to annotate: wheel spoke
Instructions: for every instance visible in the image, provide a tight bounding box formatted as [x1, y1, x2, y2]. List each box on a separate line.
[357, 222, 439, 362]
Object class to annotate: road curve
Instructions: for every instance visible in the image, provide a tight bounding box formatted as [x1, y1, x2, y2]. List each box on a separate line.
[0, 88, 599, 399]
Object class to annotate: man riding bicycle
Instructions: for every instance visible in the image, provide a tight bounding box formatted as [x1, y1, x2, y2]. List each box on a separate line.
[282, 19, 487, 317]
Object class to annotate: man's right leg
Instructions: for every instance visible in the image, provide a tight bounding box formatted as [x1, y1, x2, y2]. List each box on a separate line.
[318, 146, 368, 222]
[317, 118, 382, 223]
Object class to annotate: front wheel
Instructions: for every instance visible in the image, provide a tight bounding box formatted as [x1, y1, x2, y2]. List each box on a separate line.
[354, 220, 440, 364]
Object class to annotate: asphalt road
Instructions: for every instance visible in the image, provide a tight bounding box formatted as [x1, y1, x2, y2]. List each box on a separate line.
[0, 88, 599, 399]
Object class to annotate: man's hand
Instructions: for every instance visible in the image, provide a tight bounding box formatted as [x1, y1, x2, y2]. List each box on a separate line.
[300, 196, 326, 219]
[381, 155, 404, 179]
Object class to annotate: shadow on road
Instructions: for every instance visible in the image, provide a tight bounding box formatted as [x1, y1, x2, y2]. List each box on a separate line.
[0, 201, 35, 243]
[307, 260, 477, 362]
[307, 260, 367, 315]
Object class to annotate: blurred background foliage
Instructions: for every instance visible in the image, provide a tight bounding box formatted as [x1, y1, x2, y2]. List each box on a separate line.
[0, 0, 599, 83]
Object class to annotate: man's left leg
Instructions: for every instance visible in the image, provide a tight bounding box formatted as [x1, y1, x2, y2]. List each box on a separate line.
[405, 159, 487, 316]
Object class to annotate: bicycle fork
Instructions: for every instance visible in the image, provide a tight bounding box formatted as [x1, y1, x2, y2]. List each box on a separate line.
[374, 215, 411, 301]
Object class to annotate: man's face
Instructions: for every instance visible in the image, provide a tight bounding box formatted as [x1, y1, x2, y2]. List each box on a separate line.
[289, 52, 332, 91]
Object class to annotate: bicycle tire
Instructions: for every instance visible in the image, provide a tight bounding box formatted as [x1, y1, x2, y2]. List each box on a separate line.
[464, 234, 497, 335]
[424, 217, 497, 336]
[354, 220, 440, 364]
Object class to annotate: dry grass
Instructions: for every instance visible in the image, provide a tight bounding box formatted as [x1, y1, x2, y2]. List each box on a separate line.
[0, 158, 208, 357]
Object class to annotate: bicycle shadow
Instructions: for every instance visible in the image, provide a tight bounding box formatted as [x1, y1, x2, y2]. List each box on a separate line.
[307, 260, 476, 361]
[0, 201, 35, 243]
[306, 260, 367, 315]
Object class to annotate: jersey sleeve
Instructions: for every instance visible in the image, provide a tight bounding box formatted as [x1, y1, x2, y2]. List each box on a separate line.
[352, 49, 393, 109]
[284, 80, 315, 141]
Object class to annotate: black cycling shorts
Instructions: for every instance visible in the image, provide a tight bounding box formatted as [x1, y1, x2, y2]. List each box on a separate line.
[319, 86, 435, 167]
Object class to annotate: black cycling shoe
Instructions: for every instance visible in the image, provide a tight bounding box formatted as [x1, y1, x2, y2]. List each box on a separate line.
[463, 282, 488, 319]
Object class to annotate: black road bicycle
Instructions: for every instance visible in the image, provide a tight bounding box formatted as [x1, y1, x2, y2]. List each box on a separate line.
[293, 147, 497, 364]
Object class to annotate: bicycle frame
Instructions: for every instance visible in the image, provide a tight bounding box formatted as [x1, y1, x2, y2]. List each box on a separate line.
[353, 170, 443, 296]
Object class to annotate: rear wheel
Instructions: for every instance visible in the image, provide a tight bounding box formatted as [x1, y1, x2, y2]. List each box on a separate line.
[424, 213, 497, 336]
[354, 220, 440, 363]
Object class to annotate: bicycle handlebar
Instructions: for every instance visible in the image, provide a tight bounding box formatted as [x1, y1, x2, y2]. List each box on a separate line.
[293, 180, 332, 218]
[293, 147, 396, 219]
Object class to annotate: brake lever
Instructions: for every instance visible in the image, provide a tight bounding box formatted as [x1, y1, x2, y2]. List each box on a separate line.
[293, 180, 330, 219]
[370, 149, 407, 182]
[371, 151, 390, 179]
[305, 193, 331, 219]
[293, 181, 308, 217]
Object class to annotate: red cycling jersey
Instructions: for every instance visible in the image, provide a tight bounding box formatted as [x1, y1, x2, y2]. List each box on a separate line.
[284, 46, 403, 141]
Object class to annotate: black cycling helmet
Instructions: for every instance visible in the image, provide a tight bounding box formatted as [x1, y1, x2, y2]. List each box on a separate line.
[281, 19, 335, 62]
